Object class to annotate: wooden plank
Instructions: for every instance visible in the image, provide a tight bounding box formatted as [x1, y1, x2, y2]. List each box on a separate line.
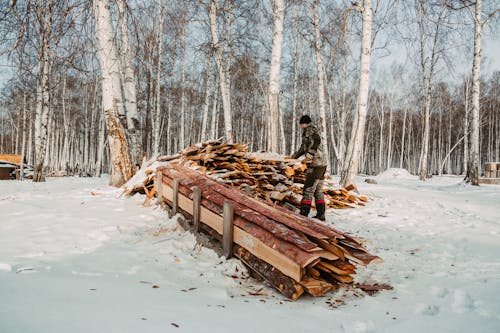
[315, 239, 345, 260]
[223, 202, 234, 258]
[343, 247, 383, 266]
[478, 178, 500, 185]
[193, 186, 201, 233]
[299, 276, 338, 297]
[485, 162, 497, 171]
[317, 261, 355, 275]
[172, 178, 180, 214]
[234, 246, 304, 300]
[159, 182, 305, 282]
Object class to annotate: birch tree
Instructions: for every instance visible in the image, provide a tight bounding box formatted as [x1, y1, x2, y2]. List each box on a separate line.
[117, 0, 141, 164]
[340, 0, 373, 188]
[93, 0, 134, 186]
[152, 2, 164, 155]
[416, 0, 446, 181]
[312, 0, 330, 170]
[33, 0, 54, 182]
[208, 0, 233, 143]
[468, 0, 482, 185]
[267, 0, 285, 153]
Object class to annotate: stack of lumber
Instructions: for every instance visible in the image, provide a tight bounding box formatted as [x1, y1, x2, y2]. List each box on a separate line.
[156, 163, 382, 300]
[156, 139, 368, 210]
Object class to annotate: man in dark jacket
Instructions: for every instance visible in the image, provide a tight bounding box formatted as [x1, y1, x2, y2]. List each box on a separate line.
[290, 115, 327, 221]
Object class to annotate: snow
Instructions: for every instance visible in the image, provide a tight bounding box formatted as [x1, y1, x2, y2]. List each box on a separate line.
[1, 172, 499, 333]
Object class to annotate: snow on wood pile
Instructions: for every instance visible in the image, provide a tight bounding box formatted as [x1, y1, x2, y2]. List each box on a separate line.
[123, 140, 383, 300]
[124, 139, 368, 210]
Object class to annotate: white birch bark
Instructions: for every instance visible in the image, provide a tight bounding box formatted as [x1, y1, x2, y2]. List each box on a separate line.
[387, 99, 393, 169]
[93, 0, 134, 186]
[417, 1, 444, 181]
[399, 99, 407, 169]
[312, 0, 330, 170]
[468, 0, 482, 185]
[337, 52, 348, 174]
[340, 0, 372, 188]
[180, 3, 187, 149]
[152, 4, 164, 155]
[20, 83, 27, 180]
[291, 6, 299, 153]
[209, 0, 233, 143]
[210, 71, 219, 140]
[33, 1, 53, 182]
[117, 0, 140, 164]
[200, 57, 212, 142]
[267, 0, 285, 153]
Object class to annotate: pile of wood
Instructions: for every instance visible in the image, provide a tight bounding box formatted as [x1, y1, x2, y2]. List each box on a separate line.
[155, 139, 368, 210]
[156, 163, 382, 300]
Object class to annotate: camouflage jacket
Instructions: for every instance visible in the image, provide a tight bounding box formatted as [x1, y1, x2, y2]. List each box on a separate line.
[291, 124, 327, 167]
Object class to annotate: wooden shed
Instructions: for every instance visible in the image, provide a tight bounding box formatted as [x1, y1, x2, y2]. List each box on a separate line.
[0, 154, 22, 180]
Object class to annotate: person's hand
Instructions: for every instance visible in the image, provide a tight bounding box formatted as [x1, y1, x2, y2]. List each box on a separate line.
[305, 152, 314, 160]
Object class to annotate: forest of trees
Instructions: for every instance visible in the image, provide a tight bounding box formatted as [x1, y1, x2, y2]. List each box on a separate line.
[0, 0, 498, 186]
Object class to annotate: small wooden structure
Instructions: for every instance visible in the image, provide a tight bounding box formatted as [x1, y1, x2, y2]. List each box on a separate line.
[479, 162, 500, 185]
[0, 154, 21, 180]
[155, 163, 381, 300]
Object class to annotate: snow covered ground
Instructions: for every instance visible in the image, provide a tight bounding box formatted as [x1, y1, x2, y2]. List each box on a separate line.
[1, 171, 499, 333]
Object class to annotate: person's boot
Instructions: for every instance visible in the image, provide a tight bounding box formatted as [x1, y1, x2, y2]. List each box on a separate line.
[313, 200, 326, 221]
[300, 200, 311, 217]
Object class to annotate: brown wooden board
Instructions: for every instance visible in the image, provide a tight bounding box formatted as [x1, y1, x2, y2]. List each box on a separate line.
[234, 246, 305, 300]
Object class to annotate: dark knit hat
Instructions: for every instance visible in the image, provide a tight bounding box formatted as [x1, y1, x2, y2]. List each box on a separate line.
[299, 115, 312, 124]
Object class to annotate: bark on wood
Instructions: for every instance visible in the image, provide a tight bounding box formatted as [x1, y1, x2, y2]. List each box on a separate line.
[234, 246, 304, 301]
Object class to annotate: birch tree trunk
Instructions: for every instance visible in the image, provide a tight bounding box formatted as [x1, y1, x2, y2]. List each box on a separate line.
[387, 99, 393, 169]
[33, 0, 54, 182]
[117, 0, 140, 164]
[93, 0, 134, 187]
[417, 1, 444, 181]
[200, 57, 212, 142]
[340, 0, 372, 188]
[312, 0, 330, 170]
[153, 4, 164, 155]
[400, 103, 407, 169]
[179, 3, 187, 150]
[20, 81, 27, 180]
[210, 71, 219, 140]
[468, 0, 482, 185]
[267, 0, 285, 153]
[291, 6, 300, 154]
[209, 0, 233, 143]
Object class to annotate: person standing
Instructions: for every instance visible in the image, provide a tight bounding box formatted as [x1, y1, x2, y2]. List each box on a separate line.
[290, 115, 327, 221]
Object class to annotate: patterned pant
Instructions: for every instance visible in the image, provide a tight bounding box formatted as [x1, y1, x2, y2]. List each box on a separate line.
[302, 166, 327, 204]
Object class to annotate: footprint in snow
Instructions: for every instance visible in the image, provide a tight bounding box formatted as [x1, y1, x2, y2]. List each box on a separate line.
[430, 286, 449, 298]
[415, 303, 440, 316]
[451, 289, 476, 314]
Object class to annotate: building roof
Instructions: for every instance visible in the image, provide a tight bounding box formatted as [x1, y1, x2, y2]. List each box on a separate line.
[0, 154, 22, 164]
[0, 163, 15, 168]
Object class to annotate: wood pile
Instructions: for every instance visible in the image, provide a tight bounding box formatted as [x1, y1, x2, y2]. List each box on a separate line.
[156, 163, 381, 300]
[157, 139, 368, 210]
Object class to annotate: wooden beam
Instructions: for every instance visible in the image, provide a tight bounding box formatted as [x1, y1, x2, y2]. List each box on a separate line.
[234, 246, 304, 300]
[172, 178, 180, 214]
[299, 276, 338, 297]
[193, 186, 201, 233]
[223, 201, 234, 258]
